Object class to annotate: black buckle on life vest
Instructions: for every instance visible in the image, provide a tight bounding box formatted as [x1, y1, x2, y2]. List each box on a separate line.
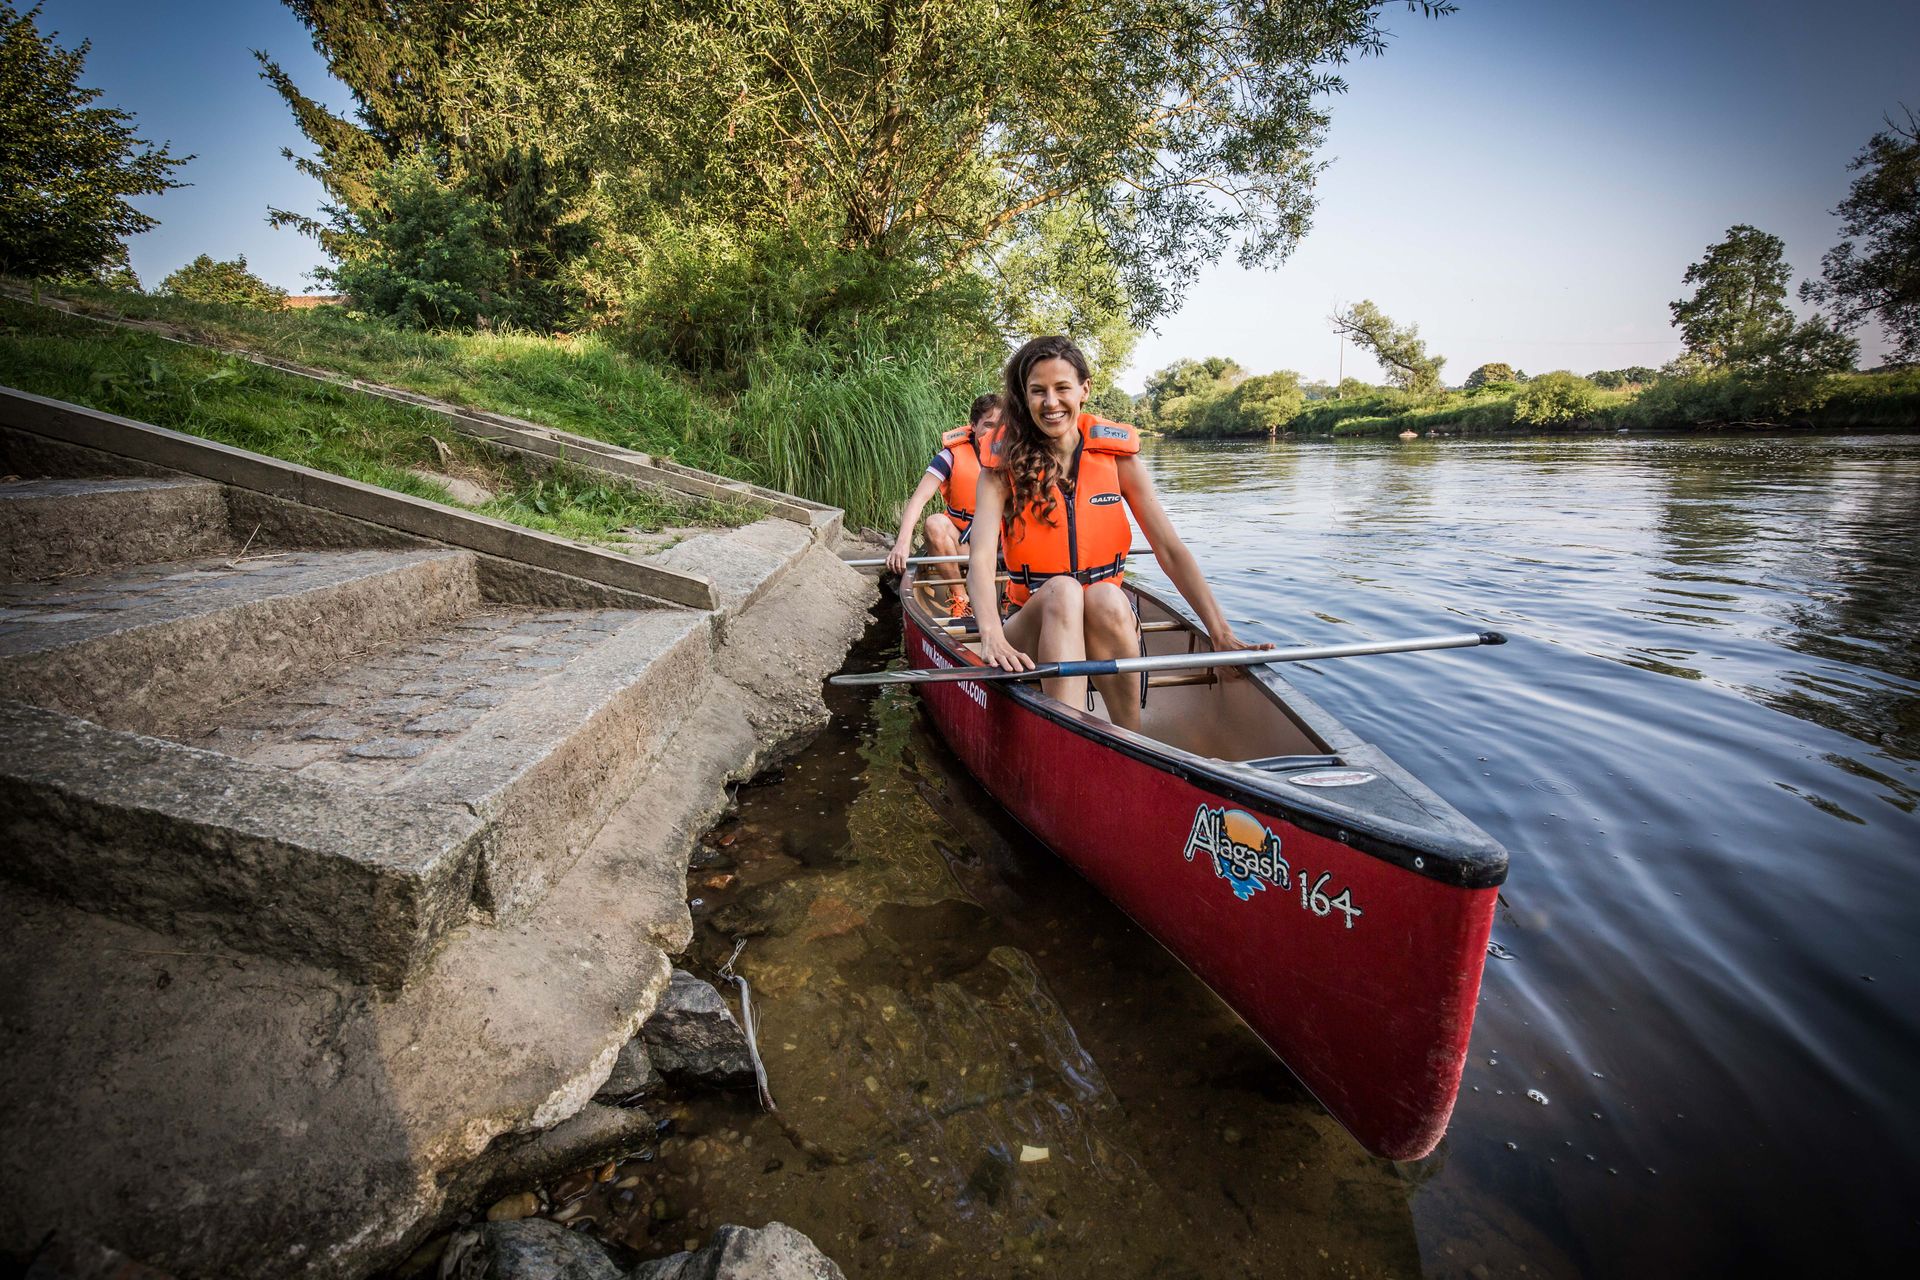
[1009, 553, 1128, 595]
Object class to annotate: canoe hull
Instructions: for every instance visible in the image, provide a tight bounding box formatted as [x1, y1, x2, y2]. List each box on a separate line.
[903, 611, 1498, 1161]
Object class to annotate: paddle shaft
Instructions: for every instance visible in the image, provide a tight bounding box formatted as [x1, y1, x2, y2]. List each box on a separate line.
[830, 630, 1507, 686]
[842, 546, 1155, 569]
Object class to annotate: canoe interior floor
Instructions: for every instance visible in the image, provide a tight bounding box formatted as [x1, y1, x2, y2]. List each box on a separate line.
[910, 577, 1327, 763]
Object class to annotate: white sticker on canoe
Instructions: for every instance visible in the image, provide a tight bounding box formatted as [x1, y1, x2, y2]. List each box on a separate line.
[915, 636, 986, 708]
[1183, 804, 1362, 928]
[1289, 769, 1377, 788]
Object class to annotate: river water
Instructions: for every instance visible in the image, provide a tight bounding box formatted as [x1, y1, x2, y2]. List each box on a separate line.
[595, 433, 1919, 1277]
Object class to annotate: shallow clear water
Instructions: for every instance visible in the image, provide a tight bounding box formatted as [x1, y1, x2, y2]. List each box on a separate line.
[604, 433, 1919, 1277]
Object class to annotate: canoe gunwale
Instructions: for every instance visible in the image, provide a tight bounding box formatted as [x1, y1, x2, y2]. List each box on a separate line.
[900, 569, 1509, 891]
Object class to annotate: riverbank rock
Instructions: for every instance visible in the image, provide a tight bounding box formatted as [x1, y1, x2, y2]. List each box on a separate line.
[440, 1219, 623, 1280]
[24, 1233, 175, 1279]
[639, 970, 755, 1087]
[630, 1223, 846, 1280]
[595, 1038, 664, 1103]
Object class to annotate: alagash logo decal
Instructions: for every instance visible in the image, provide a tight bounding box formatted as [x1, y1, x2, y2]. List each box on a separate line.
[1183, 804, 1289, 901]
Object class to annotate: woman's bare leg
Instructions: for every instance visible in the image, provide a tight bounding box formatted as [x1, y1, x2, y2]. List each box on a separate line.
[1084, 581, 1143, 732]
[1001, 577, 1087, 708]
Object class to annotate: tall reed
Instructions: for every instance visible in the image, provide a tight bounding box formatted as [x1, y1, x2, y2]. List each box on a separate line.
[729, 339, 975, 530]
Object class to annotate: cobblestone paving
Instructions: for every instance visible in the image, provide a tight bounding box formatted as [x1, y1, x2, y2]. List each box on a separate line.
[173, 606, 643, 787]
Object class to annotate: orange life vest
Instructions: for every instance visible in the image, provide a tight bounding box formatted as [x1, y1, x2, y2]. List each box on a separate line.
[937, 424, 988, 536]
[991, 413, 1139, 607]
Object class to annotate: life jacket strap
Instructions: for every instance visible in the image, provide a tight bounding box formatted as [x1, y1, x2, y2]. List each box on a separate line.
[1007, 553, 1127, 593]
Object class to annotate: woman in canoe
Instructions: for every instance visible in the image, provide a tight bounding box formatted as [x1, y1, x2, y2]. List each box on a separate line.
[966, 335, 1267, 731]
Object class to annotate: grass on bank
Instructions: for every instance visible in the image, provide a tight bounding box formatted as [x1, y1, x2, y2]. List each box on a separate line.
[4, 282, 966, 529]
[0, 296, 753, 541]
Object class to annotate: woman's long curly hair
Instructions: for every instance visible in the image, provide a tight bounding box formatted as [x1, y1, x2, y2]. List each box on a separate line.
[997, 335, 1091, 537]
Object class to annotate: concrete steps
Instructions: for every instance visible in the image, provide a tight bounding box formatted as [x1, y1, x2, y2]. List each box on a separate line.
[175, 603, 714, 915]
[0, 384, 845, 987]
[0, 552, 712, 980]
[0, 475, 233, 579]
[0, 546, 481, 738]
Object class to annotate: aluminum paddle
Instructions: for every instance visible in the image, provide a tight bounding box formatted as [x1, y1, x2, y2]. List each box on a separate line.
[830, 630, 1508, 686]
[842, 546, 1155, 569]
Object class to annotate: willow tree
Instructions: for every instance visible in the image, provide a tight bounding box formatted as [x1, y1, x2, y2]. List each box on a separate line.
[1331, 299, 1444, 394]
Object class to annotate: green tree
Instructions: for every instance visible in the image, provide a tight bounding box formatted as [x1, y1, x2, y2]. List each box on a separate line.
[1331, 300, 1445, 394]
[1802, 108, 1920, 362]
[1464, 361, 1515, 389]
[1670, 225, 1856, 374]
[1512, 371, 1601, 425]
[0, 2, 188, 280]
[257, 3, 592, 329]
[1085, 383, 1140, 424]
[316, 149, 511, 329]
[1142, 356, 1246, 432]
[1225, 370, 1306, 431]
[263, 1, 1454, 344]
[160, 254, 287, 309]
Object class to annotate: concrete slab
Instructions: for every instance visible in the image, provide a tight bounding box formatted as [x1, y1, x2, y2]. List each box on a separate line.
[0, 476, 232, 580]
[0, 547, 481, 738]
[643, 516, 819, 623]
[0, 701, 483, 986]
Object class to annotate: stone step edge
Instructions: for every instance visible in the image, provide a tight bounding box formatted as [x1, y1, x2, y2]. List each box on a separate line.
[0, 475, 233, 581]
[0, 699, 483, 988]
[393, 607, 719, 918]
[640, 516, 820, 628]
[0, 285, 843, 538]
[0, 385, 721, 611]
[0, 548, 482, 740]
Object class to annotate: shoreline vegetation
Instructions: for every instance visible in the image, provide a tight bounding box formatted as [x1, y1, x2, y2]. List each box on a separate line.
[8, 286, 1914, 537]
[1152, 365, 1920, 440]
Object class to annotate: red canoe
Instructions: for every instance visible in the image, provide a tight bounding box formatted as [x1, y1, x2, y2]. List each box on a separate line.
[898, 569, 1507, 1161]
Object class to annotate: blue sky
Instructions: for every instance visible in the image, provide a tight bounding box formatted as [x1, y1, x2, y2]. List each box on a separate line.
[38, 0, 1919, 387]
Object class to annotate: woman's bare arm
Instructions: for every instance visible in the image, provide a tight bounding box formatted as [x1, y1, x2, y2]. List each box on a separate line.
[1118, 455, 1268, 651]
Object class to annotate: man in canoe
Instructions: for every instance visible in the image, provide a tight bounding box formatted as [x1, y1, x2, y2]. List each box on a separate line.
[966, 336, 1267, 731]
[885, 392, 1004, 619]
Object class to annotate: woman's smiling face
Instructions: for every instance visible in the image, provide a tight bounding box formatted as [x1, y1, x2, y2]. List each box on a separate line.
[1024, 356, 1088, 445]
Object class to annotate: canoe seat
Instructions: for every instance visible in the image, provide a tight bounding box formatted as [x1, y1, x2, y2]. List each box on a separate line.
[1146, 670, 1218, 689]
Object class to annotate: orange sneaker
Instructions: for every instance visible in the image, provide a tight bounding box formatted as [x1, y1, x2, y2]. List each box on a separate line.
[946, 589, 972, 621]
